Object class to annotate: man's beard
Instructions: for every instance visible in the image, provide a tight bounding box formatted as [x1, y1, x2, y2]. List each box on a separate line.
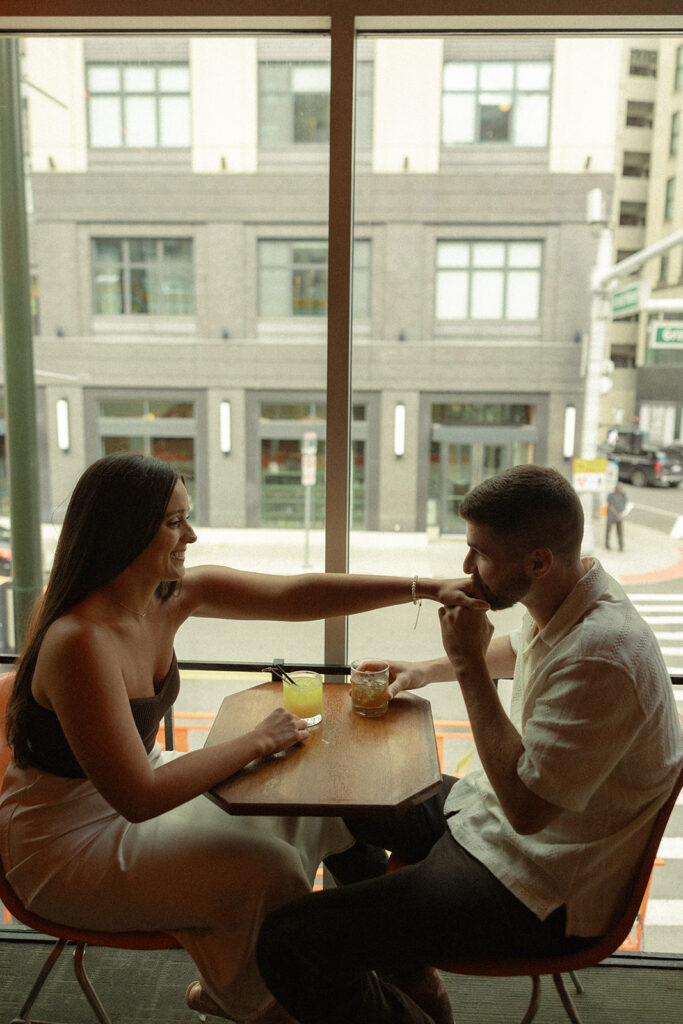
[474, 569, 532, 611]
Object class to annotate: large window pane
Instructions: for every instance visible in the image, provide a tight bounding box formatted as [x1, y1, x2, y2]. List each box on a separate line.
[3, 26, 682, 964]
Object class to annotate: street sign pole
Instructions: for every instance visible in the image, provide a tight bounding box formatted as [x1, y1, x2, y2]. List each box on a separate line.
[301, 432, 318, 569]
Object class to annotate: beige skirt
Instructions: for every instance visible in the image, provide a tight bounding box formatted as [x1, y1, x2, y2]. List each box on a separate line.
[0, 745, 353, 1020]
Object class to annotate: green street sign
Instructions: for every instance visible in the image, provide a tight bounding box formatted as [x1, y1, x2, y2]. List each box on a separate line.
[612, 283, 640, 317]
[652, 323, 683, 347]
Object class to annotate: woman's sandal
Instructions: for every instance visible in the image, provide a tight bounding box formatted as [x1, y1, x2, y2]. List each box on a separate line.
[186, 982, 299, 1024]
[185, 981, 232, 1020]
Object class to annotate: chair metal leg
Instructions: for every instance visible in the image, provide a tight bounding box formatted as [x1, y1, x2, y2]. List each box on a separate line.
[519, 975, 541, 1024]
[73, 943, 114, 1024]
[12, 937, 68, 1023]
[552, 972, 585, 1024]
[569, 969, 584, 994]
[9, 938, 113, 1024]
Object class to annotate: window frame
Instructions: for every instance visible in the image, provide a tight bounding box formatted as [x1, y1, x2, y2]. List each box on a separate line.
[86, 60, 191, 149]
[675, 42, 683, 91]
[3, 0, 683, 699]
[664, 177, 676, 223]
[670, 110, 680, 157]
[441, 58, 552, 147]
[435, 239, 543, 322]
[92, 236, 196, 317]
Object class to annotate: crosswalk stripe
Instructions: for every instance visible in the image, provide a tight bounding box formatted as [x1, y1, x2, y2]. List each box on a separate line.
[627, 593, 683, 678]
[642, 900, 683, 926]
[659, 837, 683, 858]
[633, 605, 683, 610]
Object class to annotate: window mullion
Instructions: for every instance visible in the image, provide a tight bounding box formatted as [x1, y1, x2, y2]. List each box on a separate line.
[324, 13, 355, 669]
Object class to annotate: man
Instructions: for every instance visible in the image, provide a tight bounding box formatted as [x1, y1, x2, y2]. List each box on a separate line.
[257, 466, 681, 1024]
[605, 482, 627, 551]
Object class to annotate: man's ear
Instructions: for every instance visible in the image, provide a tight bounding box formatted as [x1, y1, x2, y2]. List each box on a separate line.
[525, 547, 553, 578]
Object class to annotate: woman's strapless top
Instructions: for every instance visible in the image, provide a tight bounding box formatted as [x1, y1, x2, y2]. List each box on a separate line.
[24, 654, 181, 778]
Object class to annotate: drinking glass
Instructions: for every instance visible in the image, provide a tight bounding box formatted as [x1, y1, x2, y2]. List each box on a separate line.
[349, 660, 390, 717]
[282, 670, 323, 727]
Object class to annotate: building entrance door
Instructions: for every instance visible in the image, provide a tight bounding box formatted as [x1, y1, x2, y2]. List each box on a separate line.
[430, 440, 508, 533]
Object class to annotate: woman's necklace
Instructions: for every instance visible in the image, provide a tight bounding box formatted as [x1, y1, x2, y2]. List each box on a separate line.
[111, 597, 151, 620]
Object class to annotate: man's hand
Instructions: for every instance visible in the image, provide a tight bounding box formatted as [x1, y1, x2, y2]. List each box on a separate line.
[386, 659, 449, 699]
[439, 602, 494, 676]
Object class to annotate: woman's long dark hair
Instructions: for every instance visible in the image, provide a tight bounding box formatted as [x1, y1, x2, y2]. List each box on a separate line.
[6, 452, 180, 767]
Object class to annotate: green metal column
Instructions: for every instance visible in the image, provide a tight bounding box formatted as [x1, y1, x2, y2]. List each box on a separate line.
[0, 37, 44, 647]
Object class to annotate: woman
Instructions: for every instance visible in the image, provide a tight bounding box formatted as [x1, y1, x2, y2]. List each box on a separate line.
[0, 452, 465, 1023]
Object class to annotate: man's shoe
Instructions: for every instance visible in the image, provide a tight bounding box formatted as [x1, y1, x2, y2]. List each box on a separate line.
[380, 966, 454, 1024]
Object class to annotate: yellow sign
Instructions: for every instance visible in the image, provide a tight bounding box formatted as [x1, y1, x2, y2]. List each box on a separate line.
[573, 458, 607, 475]
[573, 457, 608, 493]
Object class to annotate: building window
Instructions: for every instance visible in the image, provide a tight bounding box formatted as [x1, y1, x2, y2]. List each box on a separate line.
[257, 400, 368, 529]
[664, 178, 676, 222]
[625, 100, 654, 128]
[629, 48, 657, 77]
[670, 111, 680, 156]
[258, 239, 370, 317]
[442, 61, 551, 146]
[93, 238, 194, 315]
[97, 396, 197, 516]
[619, 201, 647, 227]
[259, 62, 330, 145]
[659, 251, 670, 285]
[675, 44, 683, 90]
[622, 151, 650, 178]
[436, 240, 542, 320]
[86, 63, 191, 148]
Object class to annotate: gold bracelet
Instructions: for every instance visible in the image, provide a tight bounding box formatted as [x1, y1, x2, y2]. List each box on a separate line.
[412, 575, 422, 629]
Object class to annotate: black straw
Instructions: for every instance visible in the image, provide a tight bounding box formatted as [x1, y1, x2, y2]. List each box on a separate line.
[264, 664, 299, 686]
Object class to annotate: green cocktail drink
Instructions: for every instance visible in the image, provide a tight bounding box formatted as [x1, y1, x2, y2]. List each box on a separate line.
[282, 671, 323, 727]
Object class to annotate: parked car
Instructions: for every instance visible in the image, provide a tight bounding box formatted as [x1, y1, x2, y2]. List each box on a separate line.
[613, 444, 683, 488]
[0, 525, 11, 577]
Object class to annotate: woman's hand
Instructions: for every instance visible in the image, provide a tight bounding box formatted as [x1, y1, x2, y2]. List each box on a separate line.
[433, 577, 490, 610]
[251, 706, 310, 757]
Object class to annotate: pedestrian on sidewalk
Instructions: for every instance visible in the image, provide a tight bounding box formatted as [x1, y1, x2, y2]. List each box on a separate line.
[606, 482, 627, 552]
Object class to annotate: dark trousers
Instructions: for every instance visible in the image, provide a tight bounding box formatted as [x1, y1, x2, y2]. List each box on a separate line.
[256, 779, 596, 1024]
[605, 517, 624, 550]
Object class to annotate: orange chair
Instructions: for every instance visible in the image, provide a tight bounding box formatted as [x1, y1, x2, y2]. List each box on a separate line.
[0, 671, 181, 1024]
[388, 761, 683, 1024]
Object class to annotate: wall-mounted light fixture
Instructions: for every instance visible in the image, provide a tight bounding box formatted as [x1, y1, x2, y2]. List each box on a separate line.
[56, 398, 70, 452]
[563, 403, 576, 460]
[220, 400, 231, 454]
[393, 402, 406, 457]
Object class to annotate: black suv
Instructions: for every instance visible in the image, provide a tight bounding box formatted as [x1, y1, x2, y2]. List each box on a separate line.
[613, 444, 683, 488]
[599, 429, 683, 488]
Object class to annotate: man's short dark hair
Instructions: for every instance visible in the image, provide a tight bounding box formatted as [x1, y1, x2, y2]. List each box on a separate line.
[459, 465, 584, 562]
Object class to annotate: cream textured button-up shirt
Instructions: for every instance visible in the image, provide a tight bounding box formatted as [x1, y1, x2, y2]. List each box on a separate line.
[444, 558, 682, 936]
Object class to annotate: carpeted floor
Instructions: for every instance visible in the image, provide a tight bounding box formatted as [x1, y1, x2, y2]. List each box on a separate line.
[0, 940, 682, 1023]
